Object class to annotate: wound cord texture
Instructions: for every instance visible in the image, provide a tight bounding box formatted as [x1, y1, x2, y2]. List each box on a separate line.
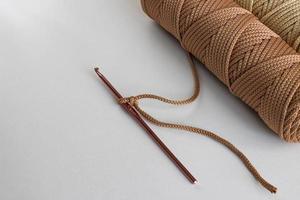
[141, 0, 300, 142]
[235, 0, 300, 52]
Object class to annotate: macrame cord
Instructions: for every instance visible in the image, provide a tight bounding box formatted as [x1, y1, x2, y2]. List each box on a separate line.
[118, 52, 277, 193]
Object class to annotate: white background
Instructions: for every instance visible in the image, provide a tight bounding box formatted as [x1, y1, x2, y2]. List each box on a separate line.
[1, 0, 300, 199]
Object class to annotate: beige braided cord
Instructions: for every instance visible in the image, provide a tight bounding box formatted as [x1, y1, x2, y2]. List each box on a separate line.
[119, 53, 277, 193]
[235, 0, 300, 52]
[128, 53, 200, 106]
[141, 0, 300, 142]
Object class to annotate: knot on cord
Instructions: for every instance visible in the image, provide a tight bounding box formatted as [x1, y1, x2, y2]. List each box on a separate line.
[118, 96, 139, 107]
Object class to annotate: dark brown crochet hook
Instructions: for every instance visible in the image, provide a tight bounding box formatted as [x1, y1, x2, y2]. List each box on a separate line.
[94, 67, 197, 184]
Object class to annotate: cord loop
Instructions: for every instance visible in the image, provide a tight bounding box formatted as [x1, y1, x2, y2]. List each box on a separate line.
[118, 96, 139, 107]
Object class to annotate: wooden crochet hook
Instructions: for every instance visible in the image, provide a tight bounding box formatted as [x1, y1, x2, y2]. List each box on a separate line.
[94, 67, 197, 184]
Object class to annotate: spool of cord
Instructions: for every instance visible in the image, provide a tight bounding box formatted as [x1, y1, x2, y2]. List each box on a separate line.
[141, 0, 300, 142]
[235, 0, 300, 52]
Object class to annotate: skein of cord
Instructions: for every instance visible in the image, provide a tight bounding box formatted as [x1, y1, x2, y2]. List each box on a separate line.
[141, 0, 300, 142]
[235, 0, 300, 52]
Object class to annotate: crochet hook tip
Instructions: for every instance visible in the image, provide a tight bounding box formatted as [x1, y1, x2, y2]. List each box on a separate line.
[94, 67, 101, 75]
[94, 67, 106, 80]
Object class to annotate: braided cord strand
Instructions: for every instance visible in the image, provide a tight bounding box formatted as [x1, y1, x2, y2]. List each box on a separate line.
[119, 53, 277, 193]
[235, 0, 300, 52]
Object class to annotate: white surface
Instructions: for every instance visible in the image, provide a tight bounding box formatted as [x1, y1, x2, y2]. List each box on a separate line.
[0, 0, 300, 199]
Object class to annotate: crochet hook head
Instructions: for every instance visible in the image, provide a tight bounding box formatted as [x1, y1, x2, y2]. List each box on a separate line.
[94, 67, 123, 99]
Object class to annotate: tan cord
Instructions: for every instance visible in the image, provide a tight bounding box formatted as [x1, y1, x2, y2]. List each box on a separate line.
[141, 0, 300, 142]
[118, 53, 277, 193]
[235, 0, 300, 52]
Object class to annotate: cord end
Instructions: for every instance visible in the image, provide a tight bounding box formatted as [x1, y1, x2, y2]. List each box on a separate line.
[269, 187, 277, 194]
[262, 182, 277, 194]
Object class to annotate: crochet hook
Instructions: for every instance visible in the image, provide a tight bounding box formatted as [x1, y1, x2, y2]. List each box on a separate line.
[94, 67, 197, 184]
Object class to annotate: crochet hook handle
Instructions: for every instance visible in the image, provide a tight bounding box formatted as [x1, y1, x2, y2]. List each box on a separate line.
[94, 67, 197, 184]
